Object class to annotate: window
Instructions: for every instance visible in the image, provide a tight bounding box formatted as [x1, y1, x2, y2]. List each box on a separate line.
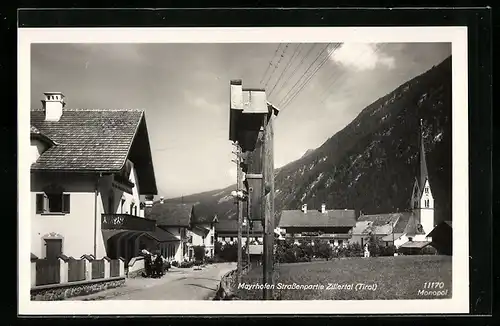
[134, 205, 137, 216]
[36, 192, 70, 214]
[130, 203, 135, 215]
[211, 235, 214, 245]
[230, 237, 234, 242]
[424, 187, 429, 194]
[425, 199, 430, 208]
[202, 236, 206, 244]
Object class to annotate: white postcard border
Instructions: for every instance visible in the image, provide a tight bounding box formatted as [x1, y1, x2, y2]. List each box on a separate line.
[18, 26, 469, 315]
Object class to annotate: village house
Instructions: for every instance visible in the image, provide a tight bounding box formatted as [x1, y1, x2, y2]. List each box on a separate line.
[145, 198, 192, 263]
[277, 204, 357, 247]
[187, 203, 218, 260]
[30, 92, 171, 266]
[349, 121, 435, 252]
[215, 219, 264, 245]
[351, 212, 427, 248]
[427, 220, 452, 255]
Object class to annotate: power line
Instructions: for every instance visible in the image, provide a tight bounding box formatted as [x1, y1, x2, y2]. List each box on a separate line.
[276, 43, 332, 108]
[271, 44, 318, 104]
[319, 43, 385, 106]
[280, 43, 342, 110]
[267, 44, 302, 98]
[259, 44, 283, 86]
[263, 44, 290, 89]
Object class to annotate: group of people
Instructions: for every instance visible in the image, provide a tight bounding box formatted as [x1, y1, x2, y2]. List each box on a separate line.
[141, 249, 169, 278]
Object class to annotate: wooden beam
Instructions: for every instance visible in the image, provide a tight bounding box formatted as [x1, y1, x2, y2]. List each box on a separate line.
[261, 110, 275, 300]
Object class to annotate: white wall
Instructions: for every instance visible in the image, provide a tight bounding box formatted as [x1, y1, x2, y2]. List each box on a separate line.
[30, 139, 49, 165]
[31, 173, 97, 259]
[419, 179, 434, 238]
[31, 162, 147, 260]
[163, 226, 186, 262]
[190, 223, 215, 258]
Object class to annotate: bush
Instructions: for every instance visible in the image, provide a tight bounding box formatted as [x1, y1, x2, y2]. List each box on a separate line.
[421, 245, 438, 255]
[192, 245, 205, 261]
[194, 260, 204, 266]
[205, 257, 215, 264]
[179, 261, 194, 268]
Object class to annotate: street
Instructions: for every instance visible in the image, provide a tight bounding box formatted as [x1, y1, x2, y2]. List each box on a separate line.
[70, 262, 236, 301]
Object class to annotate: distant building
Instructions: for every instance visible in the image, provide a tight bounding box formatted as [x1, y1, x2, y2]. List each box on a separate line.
[215, 219, 264, 245]
[428, 221, 452, 255]
[277, 204, 357, 247]
[30, 92, 162, 265]
[145, 201, 192, 262]
[188, 203, 218, 259]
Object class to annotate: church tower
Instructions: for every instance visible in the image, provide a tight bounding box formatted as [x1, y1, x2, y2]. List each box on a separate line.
[411, 119, 435, 239]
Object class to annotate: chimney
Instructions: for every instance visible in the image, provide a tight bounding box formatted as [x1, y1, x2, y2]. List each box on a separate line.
[321, 203, 326, 214]
[301, 204, 307, 214]
[42, 92, 65, 121]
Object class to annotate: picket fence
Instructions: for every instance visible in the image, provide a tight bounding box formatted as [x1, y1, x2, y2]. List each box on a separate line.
[31, 255, 125, 287]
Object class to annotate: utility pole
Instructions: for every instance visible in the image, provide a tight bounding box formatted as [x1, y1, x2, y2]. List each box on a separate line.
[262, 111, 275, 300]
[232, 141, 243, 284]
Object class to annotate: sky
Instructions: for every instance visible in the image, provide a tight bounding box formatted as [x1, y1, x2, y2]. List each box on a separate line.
[30, 42, 451, 199]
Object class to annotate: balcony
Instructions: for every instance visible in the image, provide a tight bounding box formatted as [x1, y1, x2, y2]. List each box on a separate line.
[101, 214, 156, 232]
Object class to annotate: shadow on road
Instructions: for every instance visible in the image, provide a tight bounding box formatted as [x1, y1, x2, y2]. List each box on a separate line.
[186, 283, 217, 292]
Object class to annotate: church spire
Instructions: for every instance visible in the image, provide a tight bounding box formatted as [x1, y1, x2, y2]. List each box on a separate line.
[419, 118, 429, 190]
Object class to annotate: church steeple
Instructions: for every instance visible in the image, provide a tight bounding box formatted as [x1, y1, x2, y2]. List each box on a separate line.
[419, 118, 429, 191]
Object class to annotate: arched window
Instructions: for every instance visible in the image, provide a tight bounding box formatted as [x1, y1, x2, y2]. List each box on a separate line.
[425, 199, 430, 208]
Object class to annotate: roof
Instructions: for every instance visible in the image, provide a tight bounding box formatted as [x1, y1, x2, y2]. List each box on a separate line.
[191, 202, 218, 224]
[147, 228, 179, 242]
[215, 219, 263, 234]
[30, 108, 157, 194]
[31, 124, 57, 145]
[357, 212, 413, 234]
[278, 209, 356, 228]
[427, 220, 452, 238]
[403, 213, 426, 236]
[419, 123, 430, 195]
[147, 202, 193, 227]
[399, 241, 431, 249]
[381, 233, 404, 242]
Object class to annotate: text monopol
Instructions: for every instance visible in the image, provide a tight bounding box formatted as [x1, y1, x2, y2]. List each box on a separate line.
[238, 283, 378, 291]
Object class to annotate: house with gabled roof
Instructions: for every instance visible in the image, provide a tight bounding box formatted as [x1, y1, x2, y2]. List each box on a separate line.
[145, 199, 193, 262]
[278, 204, 357, 247]
[188, 202, 218, 259]
[30, 92, 164, 266]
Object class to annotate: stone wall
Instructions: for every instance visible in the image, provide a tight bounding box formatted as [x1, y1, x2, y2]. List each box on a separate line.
[213, 264, 249, 300]
[31, 277, 125, 301]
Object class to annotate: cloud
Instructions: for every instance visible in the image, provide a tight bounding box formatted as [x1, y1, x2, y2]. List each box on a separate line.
[183, 90, 222, 112]
[330, 43, 395, 70]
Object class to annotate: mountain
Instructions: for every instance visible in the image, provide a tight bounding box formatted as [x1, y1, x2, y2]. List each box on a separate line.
[166, 56, 452, 226]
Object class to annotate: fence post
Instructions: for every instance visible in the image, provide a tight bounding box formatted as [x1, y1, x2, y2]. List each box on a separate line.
[119, 257, 126, 277]
[103, 257, 111, 278]
[58, 255, 69, 284]
[81, 254, 93, 281]
[31, 254, 38, 288]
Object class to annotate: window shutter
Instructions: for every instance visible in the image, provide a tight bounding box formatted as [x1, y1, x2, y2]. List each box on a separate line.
[62, 194, 70, 213]
[36, 194, 44, 214]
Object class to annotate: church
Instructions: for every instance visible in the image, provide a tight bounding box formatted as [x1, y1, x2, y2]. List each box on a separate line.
[350, 119, 435, 252]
